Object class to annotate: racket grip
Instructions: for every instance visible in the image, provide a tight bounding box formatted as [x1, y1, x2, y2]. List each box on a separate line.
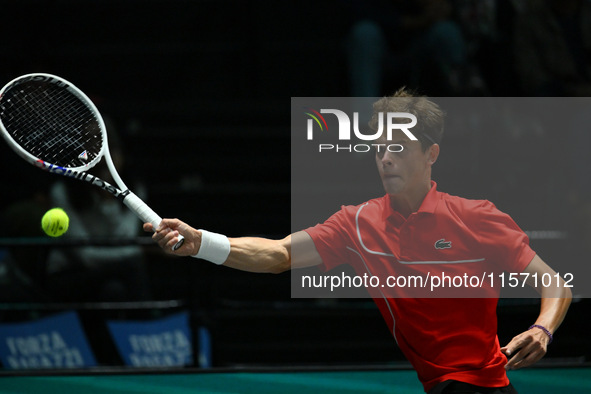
[123, 192, 185, 250]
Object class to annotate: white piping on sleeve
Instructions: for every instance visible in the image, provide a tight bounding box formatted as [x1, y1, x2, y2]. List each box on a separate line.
[355, 203, 396, 257]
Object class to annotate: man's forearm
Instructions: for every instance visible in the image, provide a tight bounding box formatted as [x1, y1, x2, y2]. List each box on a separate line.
[222, 236, 291, 274]
[147, 219, 307, 273]
[534, 286, 572, 334]
[523, 255, 573, 334]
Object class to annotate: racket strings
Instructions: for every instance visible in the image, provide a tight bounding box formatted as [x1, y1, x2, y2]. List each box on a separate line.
[0, 80, 104, 168]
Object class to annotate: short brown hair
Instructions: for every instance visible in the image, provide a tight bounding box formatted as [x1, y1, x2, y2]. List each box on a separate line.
[368, 87, 445, 151]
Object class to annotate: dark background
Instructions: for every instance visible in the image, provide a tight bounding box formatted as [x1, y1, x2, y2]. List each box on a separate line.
[0, 0, 588, 368]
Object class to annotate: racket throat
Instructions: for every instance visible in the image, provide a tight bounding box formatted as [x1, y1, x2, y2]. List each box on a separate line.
[114, 188, 132, 202]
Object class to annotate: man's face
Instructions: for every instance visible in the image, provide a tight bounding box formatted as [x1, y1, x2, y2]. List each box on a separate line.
[375, 130, 436, 195]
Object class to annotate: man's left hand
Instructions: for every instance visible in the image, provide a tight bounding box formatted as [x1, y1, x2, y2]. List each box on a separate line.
[501, 326, 550, 370]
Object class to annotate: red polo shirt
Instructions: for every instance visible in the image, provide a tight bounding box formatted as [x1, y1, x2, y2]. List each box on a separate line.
[304, 182, 535, 392]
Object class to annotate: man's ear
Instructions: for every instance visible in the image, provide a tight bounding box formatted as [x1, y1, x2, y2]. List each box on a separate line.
[427, 144, 440, 165]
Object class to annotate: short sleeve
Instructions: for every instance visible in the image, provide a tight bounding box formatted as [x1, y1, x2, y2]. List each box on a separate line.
[304, 207, 355, 272]
[475, 201, 536, 273]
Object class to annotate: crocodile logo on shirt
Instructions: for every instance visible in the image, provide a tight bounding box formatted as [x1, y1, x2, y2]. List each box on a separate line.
[434, 239, 452, 249]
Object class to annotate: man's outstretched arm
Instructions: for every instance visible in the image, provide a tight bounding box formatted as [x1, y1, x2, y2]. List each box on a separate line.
[144, 219, 322, 273]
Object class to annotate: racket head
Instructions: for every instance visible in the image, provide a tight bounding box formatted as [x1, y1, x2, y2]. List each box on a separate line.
[0, 73, 107, 172]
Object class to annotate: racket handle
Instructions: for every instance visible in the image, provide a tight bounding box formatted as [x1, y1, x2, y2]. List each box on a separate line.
[123, 192, 185, 251]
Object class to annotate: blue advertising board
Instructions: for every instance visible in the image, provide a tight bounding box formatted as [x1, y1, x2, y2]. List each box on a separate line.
[0, 311, 96, 369]
[107, 311, 194, 367]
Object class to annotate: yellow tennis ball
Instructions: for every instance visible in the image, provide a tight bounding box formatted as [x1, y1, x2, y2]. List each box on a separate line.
[41, 208, 69, 237]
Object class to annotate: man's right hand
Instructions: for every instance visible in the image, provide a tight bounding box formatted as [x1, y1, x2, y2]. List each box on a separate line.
[144, 219, 201, 257]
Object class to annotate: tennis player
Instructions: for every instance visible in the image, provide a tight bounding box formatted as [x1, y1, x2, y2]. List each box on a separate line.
[146, 90, 572, 394]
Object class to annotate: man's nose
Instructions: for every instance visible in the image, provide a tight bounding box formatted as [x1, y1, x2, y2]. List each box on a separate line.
[380, 151, 394, 165]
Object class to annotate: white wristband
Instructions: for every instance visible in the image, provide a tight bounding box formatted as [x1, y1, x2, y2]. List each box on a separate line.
[193, 229, 230, 265]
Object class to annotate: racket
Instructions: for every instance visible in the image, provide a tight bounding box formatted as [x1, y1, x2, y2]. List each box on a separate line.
[0, 73, 184, 250]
